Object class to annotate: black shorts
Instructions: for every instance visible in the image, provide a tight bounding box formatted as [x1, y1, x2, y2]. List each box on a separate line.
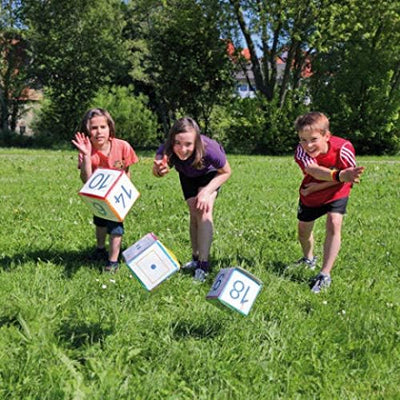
[297, 197, 349, 222]
[179, 171, 219, 200]
[93, 216, 124, 235]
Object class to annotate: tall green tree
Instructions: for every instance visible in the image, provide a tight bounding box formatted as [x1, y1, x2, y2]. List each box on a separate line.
[23, 0, 129, 141]
[125, 0, 235, 134]
[0, 0, 30, 134]
[309, 0, 400, 154]
[223, 0, 327, 107]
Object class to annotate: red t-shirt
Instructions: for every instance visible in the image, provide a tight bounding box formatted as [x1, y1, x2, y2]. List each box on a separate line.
[78, 137, 138, 172]
[295, 135, 357, 207]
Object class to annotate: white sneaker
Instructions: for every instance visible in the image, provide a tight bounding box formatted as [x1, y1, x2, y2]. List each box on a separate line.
[193, 268, 208, 283]
[310, 273, 331, 293]
[181, 260, 198, 271]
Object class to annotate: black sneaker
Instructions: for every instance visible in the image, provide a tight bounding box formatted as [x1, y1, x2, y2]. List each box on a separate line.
[104, 261, 119, 273]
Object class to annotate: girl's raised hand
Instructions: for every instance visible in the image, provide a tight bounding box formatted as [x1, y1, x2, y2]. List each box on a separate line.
[153, 154, 169, 177]
[72, 132, 92, 156]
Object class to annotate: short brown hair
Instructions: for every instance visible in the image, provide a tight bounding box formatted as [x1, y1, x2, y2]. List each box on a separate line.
[295, 112, 330, 135]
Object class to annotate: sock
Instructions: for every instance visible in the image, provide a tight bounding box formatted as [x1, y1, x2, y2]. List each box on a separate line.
[192, 254, 199, 262]
[198, 260, 209, 272]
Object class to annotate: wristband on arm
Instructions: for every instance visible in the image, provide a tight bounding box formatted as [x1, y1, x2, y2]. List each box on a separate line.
[330, 169, 342, 182]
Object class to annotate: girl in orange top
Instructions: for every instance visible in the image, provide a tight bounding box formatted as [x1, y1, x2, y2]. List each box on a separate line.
[72, 108, 138, 272]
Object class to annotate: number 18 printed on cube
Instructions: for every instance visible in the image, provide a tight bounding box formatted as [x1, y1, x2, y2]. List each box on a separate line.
[206, 267, 263, 316]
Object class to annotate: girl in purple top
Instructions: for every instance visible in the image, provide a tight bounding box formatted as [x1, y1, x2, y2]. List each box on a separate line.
[153, 117, 232, 282]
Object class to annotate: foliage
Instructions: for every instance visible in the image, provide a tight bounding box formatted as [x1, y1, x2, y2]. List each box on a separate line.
[220, 0, 400, 154]
[210, 91, 308, 155]
[0, 0, 32, 133]
[23, 0, 129, 142]
[309, 0, 400, 155]
[222, 0, 324, 105]
[0, 149, 399, 398]
[126, 0, 235, 133]
[90, 85, 160, 149]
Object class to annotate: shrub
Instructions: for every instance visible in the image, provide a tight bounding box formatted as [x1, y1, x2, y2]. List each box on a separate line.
[209, 95, 308, 155]
[90, 85, 160, 149]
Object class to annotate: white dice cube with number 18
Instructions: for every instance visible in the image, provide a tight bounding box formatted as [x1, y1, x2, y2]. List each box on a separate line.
[79, 168, 140, 222]
[206, 267, 262, 316]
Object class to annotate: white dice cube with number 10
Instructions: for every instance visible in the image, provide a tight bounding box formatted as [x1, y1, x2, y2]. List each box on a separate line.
[79, 168, 140, 222]
[206, 267, 262, 316]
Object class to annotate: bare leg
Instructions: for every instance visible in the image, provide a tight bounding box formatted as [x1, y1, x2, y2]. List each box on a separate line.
[109, 234, 122, 262]
[321, 213, 343, 275]
[96, 226, 107, 249]
[187, 198, 199, 259]
[298, 220, 315, 259]
[186, 191, 217, 262]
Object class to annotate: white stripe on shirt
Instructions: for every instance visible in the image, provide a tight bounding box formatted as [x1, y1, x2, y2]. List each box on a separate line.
[296, 145, 316, 168]
[340, 144, 356, 167]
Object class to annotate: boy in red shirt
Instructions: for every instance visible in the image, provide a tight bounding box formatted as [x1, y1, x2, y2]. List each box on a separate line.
[293, 112, 364, 293]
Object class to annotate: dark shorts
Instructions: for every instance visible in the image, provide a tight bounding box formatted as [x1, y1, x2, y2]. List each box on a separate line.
[297, 197, 349, 222]
[179, 171, 219, 200]
[93, 216, 124, 235]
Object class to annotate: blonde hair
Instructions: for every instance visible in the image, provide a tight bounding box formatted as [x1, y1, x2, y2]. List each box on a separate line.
[295, 111, 330, 135]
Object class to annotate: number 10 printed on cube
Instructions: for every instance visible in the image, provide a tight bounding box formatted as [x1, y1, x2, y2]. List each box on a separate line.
[79, 168, 140, 222]
[206, 267, 263, 316]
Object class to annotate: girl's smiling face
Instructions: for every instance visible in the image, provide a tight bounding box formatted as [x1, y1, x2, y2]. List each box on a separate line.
[89, 115, 110, 149]
[173, 130, 196, 160]
[298, 129, 330, 158]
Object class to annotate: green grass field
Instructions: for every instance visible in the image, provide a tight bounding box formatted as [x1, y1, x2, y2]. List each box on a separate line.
[0, 148, 399, 399]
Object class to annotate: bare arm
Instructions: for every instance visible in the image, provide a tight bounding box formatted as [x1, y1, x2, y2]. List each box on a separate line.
[305, 164, 365, 183]
[72, 132, 92, 183]
[300, 181, 339, 197]
[196, 161, 232, 212]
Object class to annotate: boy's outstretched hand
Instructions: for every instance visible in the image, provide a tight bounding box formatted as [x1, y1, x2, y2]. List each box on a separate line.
[72, 132, 92, 156]
[340, 166, 365, 183]
[153, 154, 169, 177]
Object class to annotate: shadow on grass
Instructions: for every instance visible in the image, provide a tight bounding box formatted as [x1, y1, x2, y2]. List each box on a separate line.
[267, 260, 314, 284]
[55, 320, 114, 365]
[0, 247, 104, 277]
[170, 319, 223, 340]
[214, 256, 310, 283]
[56, 320, 114, 350]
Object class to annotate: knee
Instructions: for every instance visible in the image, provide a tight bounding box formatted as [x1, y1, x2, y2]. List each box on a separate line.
[326, 215, 342, 235]
[298, 223, 312, 241]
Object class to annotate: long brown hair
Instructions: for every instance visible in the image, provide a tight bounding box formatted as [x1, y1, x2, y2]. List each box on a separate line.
[164, 117, 205, 169]
[80, 108, 116, 138]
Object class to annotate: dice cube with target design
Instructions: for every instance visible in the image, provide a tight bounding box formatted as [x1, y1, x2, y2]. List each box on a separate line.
[206, 267, 262, 316]
[122, 233, 180, 291]
[79, 168, 140, 222]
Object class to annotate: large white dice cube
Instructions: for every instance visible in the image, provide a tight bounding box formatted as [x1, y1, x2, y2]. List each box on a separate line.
[79, 168, 140, 222]
[122, 233, 180, 291]
[206, 267, 262, 316]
